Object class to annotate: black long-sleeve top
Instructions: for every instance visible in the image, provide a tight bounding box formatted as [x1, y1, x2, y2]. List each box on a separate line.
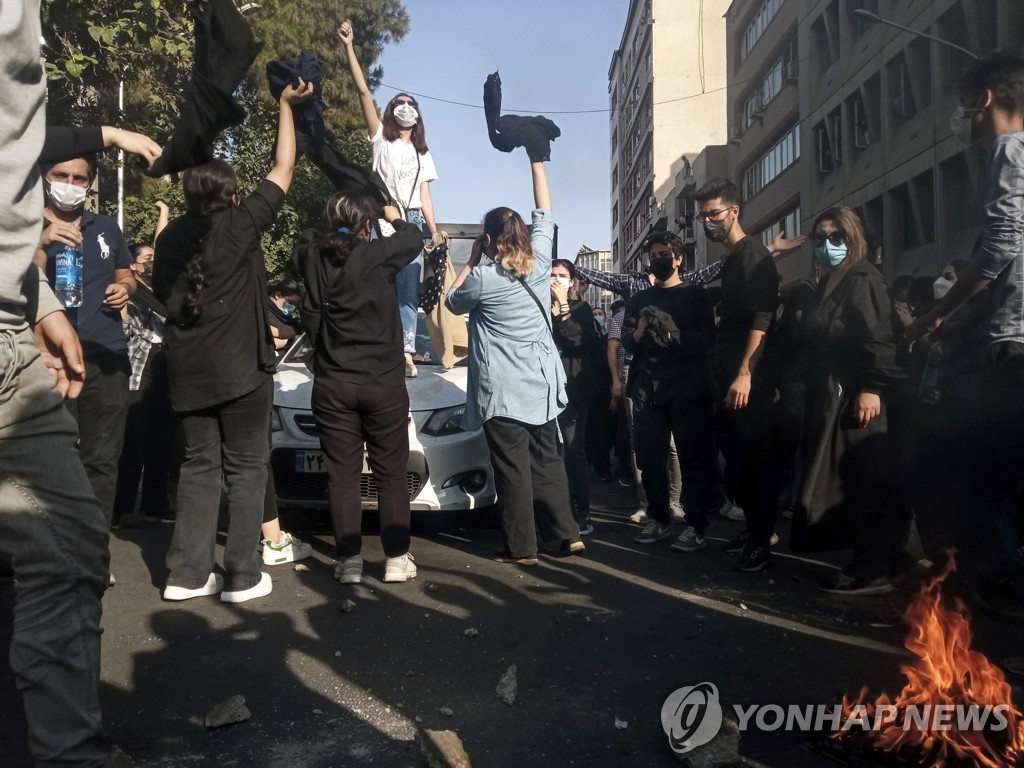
[40, 126, 105, 166]
[294, 220, 422, 386]
[716, 235, 780, 375]
[808, 260, 901, 397]
[621, 284, 716, 404]
[552, 297, 599, 404]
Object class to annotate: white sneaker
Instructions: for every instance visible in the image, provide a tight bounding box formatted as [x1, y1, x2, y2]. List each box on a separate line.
[719, 501, 746, 521]
[404, 352, 418, 379]
[262, 531, 313, 566]
[334, 555, 363, 585]
[629, 509, 651, 525]
[221, 572, 272, 603]
[163, 573, 223, 601]
[670, 504, 687, 524]
[383, 553, 417, 583]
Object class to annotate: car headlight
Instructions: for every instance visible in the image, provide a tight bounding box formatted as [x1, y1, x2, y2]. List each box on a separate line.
[421, 404, 466, 436]
[271, 407, 283, 432]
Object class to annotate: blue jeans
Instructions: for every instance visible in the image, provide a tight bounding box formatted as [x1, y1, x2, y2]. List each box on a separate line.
[0, 328, 109, 767]
[397, 209, 428, 354]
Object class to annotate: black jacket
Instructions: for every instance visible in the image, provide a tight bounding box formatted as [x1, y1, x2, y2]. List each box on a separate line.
[294, 220, 422, 386]
[552, 298, 599, 404]
[622, 284, 716, 404]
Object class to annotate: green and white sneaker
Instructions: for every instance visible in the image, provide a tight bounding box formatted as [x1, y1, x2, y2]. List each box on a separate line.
[262, 532, 312, 566]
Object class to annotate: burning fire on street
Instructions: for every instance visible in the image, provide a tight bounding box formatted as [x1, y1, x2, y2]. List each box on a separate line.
[836, 556, 1024, 767]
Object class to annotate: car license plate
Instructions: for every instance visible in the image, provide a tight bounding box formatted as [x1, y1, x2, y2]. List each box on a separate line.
[295, 451, 326, 474]
[294, 451, 370, 474]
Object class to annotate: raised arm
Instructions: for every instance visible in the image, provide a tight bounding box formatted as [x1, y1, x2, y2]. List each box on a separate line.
[266, 81, 314, 194]
[153, 200, 170, 242]
[338, 21, 381, 138]
[532, 161, 551, 211]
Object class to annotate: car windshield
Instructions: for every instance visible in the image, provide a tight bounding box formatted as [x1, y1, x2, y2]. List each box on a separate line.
[282, 316, 468, 369]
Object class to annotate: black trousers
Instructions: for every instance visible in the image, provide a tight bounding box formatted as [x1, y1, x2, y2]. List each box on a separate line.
[312, 378, 411, 559]
[585, 391, 613, 476]
[632, 396, 717, 531]
[483, 416, 578, 557]
[714, 369, 780, 547]
[557, 399, 590, 519]
[65, 349, 131, 529]
[113, 347, 175, 522]
[165, 378, 271, 592]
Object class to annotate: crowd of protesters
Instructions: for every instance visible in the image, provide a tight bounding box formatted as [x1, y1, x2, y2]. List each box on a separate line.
[2, 0, 1024, 758]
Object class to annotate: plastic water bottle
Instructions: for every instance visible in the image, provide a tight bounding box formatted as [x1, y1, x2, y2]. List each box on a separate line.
[918, 341, 948, 405]
[54, 245, 83, 308]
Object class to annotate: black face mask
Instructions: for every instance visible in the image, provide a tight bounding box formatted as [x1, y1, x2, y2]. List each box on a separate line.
[703, 220, 730, 242]
[649, 257, 676, 281]
[141, 261, 155, 278]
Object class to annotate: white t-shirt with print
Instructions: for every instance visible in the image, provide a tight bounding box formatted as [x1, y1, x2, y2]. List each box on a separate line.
[370, 123, 438, 211]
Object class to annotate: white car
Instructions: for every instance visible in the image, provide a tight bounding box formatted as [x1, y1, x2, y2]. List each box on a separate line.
[270, 332, 496, 513]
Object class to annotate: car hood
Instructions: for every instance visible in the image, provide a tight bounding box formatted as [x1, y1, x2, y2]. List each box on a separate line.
[274, 363, 468, 413]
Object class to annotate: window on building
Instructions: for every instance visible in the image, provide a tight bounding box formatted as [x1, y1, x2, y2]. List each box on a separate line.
[910, 169, 936, 246]
[742, 124, 800, 200]
[889, 182, 918, 253]
[848, 0, 879, 37]
[760, 206, 801, 247]
[815, 120, 834, 174]
[741, 0, 786, 62]
[612, 203, 618, 226]
[828, 107, 842, 168]
[846, 90, 873, 151]
[812, 1, 840, 74]
[940, 149, 986, 231]
[907, 35, 933, 110]
[889, 54, 916, 122]
[860, 196, 884, 261]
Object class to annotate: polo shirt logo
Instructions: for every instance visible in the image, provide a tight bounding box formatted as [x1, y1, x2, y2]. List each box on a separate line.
[97, 233, 111, 259]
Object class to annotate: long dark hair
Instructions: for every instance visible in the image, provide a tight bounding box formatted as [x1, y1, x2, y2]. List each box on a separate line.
[483, 206, 533, 279]
[179, 160, 237, 325]
[320, 192, 380, 266]
[381, 93, 429, 154]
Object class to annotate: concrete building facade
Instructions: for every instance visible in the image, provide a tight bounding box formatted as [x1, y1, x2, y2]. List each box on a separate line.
[575, 246, 615, 315]
[608, 0, 732, 273]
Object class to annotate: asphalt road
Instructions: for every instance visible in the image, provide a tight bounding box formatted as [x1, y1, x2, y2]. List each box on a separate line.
[3, 480, 1022, 767]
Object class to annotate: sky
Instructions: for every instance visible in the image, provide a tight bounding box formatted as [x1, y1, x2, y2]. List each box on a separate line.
[371, 0, 628, 257]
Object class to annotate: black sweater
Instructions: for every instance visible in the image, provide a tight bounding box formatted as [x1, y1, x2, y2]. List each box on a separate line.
[294, 220, 422, 386]
[621, 283, 716, 404]
[716, 235, 780, 375]
[552, 298, 599, 404]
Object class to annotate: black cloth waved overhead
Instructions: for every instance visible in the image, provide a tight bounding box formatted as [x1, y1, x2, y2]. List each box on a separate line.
[145, 0, 261, 178]
[267, 50, 389, 204]
[266, 50, 325, 155]
[483, 71, 561, 162]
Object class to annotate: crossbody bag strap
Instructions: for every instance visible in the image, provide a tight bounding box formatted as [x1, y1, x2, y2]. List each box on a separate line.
[403, 151, 421, 215]
[517, 275, 552, 331]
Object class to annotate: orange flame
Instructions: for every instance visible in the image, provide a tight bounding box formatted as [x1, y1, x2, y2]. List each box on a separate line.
[839, 555, 1024, 767]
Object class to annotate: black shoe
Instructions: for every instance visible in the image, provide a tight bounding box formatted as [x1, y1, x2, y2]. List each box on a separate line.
[578, 514, 594, 536]
[974, 581, 1024, 623]
[617, 475, 635, 488]
[733, 542, 771, 572]
[722, 530, 750, 554]
[819, 574, 894, 596]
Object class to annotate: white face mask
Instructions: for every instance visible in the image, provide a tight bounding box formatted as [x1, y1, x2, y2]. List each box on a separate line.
[933, 276, 955, 299]
[393, 103, 419, 128]
[47, 180, 88, 212]
[553, 276, 571, 289]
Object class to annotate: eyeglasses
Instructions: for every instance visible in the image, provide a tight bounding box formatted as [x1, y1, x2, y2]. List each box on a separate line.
[395, 98, 418, 107]
[811, 231, 847, 247]
[695, 207, 733, 222]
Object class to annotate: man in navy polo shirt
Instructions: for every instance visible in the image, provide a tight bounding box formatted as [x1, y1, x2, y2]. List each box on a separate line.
[40, 156, 136, 529]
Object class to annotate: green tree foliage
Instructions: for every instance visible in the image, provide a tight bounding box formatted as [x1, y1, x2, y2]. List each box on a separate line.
[46, 0, 409, 279]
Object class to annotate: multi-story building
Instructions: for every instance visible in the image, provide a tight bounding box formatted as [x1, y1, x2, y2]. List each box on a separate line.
[575, 246, 614, 315]
[608, 0, 731, 273]
[799, 0, 1022, 282]
[724, 0, 804, 278]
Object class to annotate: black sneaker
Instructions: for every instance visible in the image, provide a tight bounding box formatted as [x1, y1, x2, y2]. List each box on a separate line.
[819, 574, 894, 596]
[722, 530, 779, 554]
[578, 514, 594, 536]
[733, 542, 771, 572]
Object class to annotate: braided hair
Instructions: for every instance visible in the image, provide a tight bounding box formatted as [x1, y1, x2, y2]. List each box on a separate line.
[179, 160, 237, 326]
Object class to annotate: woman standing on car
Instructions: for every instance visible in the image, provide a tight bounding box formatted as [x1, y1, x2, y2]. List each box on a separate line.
[445, 155, 584, 565]
[338, 19, 445, 380]
[294, 194, 423, 585]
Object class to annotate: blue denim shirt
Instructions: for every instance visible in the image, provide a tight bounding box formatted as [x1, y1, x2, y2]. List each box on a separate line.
[445, 209, 567, 430]
[973, 131, 1024, 345]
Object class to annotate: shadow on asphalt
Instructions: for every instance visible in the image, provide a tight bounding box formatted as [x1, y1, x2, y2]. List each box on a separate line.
[3, 485, 1023, 767]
